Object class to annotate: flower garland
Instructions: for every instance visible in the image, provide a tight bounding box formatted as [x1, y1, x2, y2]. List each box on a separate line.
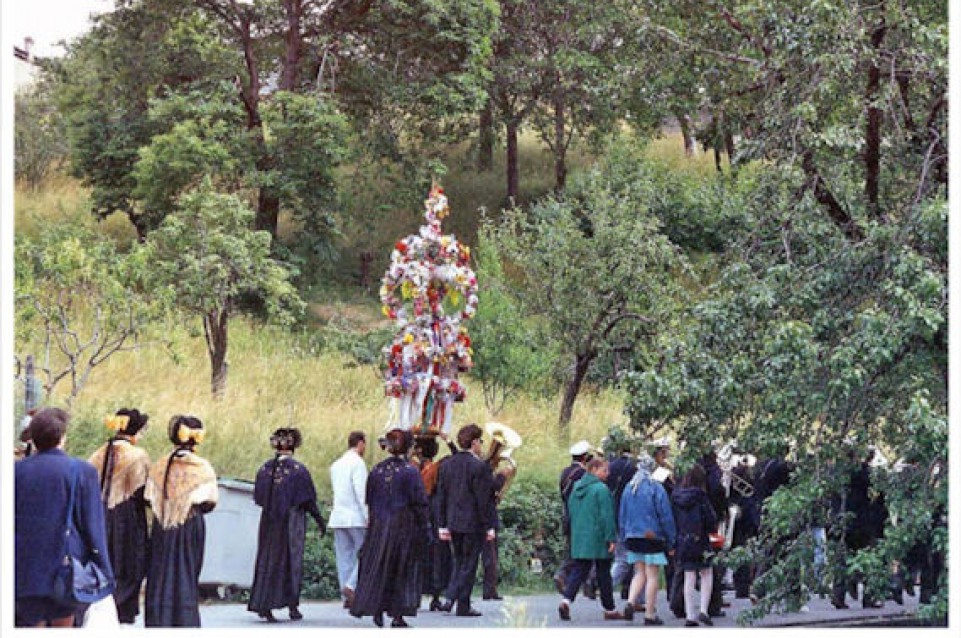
[380, 185, 477, 435]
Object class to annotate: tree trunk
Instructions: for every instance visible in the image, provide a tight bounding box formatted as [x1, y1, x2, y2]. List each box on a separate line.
[553, 92, 567, 192]
[558, 352, 593, 430]
[864, 5, 887, 217]
[724, 130, 735, 166]
[478, 98, 495, 172]
[506, 120, 519, 202]
[676, 110, 694, 156]
[204, 308, 229, 399]
[281, 0, 303, 91]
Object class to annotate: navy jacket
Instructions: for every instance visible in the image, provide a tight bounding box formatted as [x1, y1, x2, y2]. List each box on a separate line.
[606, 454, 637, 523]
[15, 449, 114, 598]
[436, 451, 496, 533]
[672, 487, 718, 566]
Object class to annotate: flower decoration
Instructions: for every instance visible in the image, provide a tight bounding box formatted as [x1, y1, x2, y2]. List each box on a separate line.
[380, 185, 477, 436]
[177, 424, 205, 445]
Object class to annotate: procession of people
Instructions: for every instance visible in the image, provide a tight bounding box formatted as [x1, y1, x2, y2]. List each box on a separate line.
[14, 406, 946, 628]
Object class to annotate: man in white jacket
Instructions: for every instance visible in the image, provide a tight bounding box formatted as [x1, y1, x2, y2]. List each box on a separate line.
[329, 431, 369, 609]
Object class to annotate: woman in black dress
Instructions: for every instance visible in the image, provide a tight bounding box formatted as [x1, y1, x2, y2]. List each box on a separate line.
[350, 429, 430, 628]
[144, 416, 218, 627]
[247, 428, 326, 622]
[88, 408, 152, 624]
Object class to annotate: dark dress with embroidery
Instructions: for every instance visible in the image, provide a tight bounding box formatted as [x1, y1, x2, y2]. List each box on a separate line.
[247, 455, 325, 616]
[350, 456, 430, 620]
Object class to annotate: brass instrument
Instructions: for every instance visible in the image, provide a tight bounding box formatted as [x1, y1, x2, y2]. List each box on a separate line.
[484, 422, 522, 501]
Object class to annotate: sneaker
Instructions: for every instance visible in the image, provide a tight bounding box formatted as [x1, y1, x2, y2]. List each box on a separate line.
[644, 617, 664, 626]
[604, 610, 625, 621]
[558, 601, 571, 621]
[623, 602, 634, 621]
[698, 612, 714, 626]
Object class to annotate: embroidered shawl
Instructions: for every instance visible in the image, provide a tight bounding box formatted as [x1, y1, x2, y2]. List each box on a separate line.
[145, 450, 218, 529]
[88, 440, 152, 510]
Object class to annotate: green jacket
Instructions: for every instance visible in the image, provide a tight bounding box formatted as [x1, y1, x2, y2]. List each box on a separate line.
[568, 472, 617, 559]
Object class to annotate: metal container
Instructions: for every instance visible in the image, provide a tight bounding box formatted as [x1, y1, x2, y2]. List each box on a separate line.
[199, 478, 259, 589]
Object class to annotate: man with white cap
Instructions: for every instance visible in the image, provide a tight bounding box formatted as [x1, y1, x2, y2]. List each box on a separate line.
[553, 440, 594, 595]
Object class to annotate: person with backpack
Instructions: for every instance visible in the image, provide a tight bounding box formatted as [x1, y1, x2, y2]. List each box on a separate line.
[672, 464, 719, 627]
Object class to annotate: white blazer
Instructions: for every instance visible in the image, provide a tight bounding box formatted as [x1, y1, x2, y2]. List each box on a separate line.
[328, 449, 369, 528]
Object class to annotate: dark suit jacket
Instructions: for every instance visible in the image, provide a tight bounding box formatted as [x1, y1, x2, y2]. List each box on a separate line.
[15, 449, 114, 598]
[606, 454, 637, 521]
[436, 451, 496, 533]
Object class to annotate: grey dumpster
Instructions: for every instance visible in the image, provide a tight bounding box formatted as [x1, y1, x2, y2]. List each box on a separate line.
[199, 478, 259, 589]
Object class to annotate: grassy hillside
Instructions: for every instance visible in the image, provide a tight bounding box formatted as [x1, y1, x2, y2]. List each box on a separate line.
[15, 132, 723, 494]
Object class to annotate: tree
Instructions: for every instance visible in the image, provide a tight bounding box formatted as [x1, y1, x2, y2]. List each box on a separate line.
[14, 78, 69, 188]
[138, 178, 304, 397]
[14, 222, 166, 405]
[492, 143, 682, 430]
[470, 223, 557, 415]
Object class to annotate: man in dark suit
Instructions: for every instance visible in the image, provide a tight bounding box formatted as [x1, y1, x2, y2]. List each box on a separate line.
[436, 424, 497, 617]
[606, 441, 636, 598]
[15, 408, 115, 627]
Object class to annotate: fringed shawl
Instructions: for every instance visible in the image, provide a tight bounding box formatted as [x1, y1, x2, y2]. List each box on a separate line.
[89, 440, 152, 510]
[145, 450, 218, 530]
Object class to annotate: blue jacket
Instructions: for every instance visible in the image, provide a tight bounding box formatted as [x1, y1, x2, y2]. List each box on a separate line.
[15, 449, 114, 598]
[619, 477, 676, 549]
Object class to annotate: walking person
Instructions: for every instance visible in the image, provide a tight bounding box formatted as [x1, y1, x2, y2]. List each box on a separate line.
[144, 416, 218, 627]
[413, 435, 458, 611]
[557, 458, 624, 622]
[248, 428, 326, 622]
[15, 408, 115, 627]
[618, 454, 676, 625]
[554, 440, 593, 594]
[329, 431, 369, 609]
[350, 429, 430, 628]
[606, 438, 637, 600]
[435, 423, 498, 617]
[672, 464, 718, 627]
[88, 408, 151, 624]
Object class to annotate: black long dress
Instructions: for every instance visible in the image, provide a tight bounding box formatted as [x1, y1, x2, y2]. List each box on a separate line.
[247, 454, 325, 616]
[143, 450, 218, 628]
[89, 440, 151, 623]
[350, 456, 430, 620]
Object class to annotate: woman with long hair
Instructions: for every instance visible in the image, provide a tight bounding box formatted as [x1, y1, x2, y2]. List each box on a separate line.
[672, 463, 718, 627]
[144, 416, 218, 627]
[88, 408, 151, 624]
[248, 427, 326, 622]
[350, 429, 430, 628]
[618, 453, 676, 625]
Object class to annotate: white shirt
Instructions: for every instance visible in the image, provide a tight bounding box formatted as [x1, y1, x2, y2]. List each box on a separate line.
[328, 448, 368, 528]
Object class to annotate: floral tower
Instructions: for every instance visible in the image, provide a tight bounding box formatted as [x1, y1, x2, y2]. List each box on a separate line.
[379, 185, 478, 435]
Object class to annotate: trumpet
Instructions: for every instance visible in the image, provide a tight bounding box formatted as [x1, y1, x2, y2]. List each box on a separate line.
[485, 422, 522, 501]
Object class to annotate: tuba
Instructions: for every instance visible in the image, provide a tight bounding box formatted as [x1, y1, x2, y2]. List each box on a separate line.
[484, 422, 522, 502]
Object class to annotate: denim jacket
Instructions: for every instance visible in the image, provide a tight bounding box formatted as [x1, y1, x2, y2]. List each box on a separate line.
[618, 477, 676, 549]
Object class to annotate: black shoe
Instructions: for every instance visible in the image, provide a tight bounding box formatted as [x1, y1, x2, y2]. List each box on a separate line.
[644, 616, 664, 626]
[373, 612, 384, 627]
[623, 602, 634, 621]
[437, 600, 453, 613]
[258, 611, 278, 623]
[831, 598, 850, 610]
[685, 620, 699, 627]
[289, 607, 303, 621]
[455, 607, 482, 617]
[391, 617, 409, 628]
[483, 594, 503, 601]
[558, 602, 571, 621]
[429, 598, 444, 612]
[698, 612, 714, 626]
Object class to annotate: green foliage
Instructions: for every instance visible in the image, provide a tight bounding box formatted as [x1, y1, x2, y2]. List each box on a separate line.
[14, 217, 166, 404]
[470, 226, 558, 414]
[496, 480, 566, 590]
[301, 527, 341, 600]
[15, 79, 69, 188]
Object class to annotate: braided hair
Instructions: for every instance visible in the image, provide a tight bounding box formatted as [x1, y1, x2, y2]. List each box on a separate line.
[100, 408, 149, 499]
[162, 415, 204, 500]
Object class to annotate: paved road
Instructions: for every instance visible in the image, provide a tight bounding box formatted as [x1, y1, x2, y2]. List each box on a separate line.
[131, 585, 922, 629]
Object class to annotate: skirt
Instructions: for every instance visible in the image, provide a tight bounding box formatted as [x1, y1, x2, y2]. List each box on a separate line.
[627, 551, 668, 566]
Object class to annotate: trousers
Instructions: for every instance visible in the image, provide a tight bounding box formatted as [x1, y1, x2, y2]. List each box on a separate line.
[333, 527, 366, 595]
